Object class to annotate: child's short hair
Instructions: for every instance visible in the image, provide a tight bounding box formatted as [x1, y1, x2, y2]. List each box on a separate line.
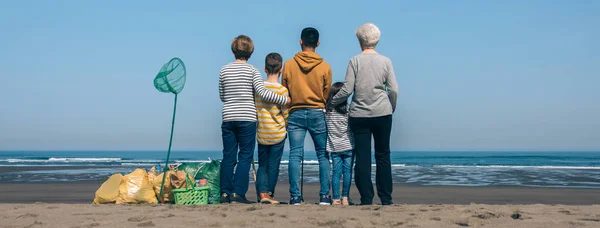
[326, 82, 348, 114]
[231, 35, 254, 60]
[265, 53, 282, 75]
[301, 27, 319, 48]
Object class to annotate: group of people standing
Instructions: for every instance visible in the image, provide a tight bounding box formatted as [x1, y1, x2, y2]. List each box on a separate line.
[218, 23, 398, 206]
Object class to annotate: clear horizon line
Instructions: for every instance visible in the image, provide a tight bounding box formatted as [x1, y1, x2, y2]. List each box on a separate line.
[1, 149, 599, 153]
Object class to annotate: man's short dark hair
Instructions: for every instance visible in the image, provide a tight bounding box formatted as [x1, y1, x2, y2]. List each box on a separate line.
[265, 53, 282, 75]
[301, 27, 319, 48]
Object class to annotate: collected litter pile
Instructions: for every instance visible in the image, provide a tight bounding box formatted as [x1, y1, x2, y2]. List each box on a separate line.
[93, 160, 221, 205]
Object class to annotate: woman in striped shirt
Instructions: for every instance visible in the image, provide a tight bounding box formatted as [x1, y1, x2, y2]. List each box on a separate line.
[218, 35, 290, 204]
[325, 82, 355, 206]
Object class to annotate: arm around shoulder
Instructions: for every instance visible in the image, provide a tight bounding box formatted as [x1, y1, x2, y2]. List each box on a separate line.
[330, 60, 356, 106]
[252, 68, 288, 106]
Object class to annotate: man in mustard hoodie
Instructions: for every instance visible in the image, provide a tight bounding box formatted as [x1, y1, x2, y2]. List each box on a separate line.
[282, 27, 333, 205]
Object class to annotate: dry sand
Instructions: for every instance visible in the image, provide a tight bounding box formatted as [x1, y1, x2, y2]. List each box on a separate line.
[2, 177, 600, 227]
[1, 203, 600, 228]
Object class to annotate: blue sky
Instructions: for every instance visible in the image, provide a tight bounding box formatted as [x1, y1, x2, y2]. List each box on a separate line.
[0, 0, 598, 151]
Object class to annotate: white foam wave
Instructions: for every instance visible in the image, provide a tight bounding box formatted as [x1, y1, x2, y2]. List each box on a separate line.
[434, 165, 600, 170]
[4, 159, 50, 163]
[280, 160, 320, 164]
[48, 158, 122, 162]
[173, 160, 211, 163]
[121, 163, 156, 166]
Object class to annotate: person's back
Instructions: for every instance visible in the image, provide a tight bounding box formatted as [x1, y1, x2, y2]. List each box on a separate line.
[282, 27, 333, 206]
[255, 81, 288, 144]
[282, 52, 331, 111]
[346, 53, 396, 118]
[220, 62, 275, 121]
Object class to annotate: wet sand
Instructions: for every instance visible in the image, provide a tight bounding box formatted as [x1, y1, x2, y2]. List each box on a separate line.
[1, 181, 600, 205]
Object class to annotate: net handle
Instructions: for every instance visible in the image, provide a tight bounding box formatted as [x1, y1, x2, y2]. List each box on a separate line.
[158, 94, 178, 203]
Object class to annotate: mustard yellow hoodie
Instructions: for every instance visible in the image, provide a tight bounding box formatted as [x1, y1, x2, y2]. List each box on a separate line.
[282, 52, 332, 112]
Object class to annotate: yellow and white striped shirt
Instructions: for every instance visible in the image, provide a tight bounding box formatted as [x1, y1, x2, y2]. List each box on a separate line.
[255, 82, 289, 145]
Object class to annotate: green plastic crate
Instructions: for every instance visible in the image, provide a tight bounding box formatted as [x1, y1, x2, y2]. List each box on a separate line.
[173, 186, 209, 205]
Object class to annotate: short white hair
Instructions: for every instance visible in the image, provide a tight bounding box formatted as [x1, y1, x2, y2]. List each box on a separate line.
[355, 23, 381, 49]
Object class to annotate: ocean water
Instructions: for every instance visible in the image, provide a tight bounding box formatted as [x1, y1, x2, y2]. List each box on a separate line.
[1, 151, 599, 188]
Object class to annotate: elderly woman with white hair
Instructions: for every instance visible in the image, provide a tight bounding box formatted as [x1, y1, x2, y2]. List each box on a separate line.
[328, 23, 398, 205]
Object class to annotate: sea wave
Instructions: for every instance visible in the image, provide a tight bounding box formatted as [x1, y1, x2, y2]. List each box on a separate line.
[1, 158, 599, 170]
[1, 158, 123, 163]
[434, 165, 600, 170]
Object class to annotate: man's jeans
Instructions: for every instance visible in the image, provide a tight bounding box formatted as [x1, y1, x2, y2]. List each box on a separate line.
[257, 139, 285, 195]
[288, 109, 330, 199]
[331, 150, 353, 199]
[220, 121, 256, 196]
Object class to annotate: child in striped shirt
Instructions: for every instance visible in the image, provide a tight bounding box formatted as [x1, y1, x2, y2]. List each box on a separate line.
[218, 35, 289, 204]
[325, 82, 355, 206]
[255, 53, 289, 204]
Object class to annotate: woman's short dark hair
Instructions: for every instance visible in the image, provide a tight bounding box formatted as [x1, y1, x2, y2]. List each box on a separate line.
[326, 82, 348, 114]
[231, 35, 254, 60]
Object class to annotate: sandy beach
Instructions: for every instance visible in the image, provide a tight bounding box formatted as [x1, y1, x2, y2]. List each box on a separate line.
[0, 181, 599, 227]
[1, 202, 600, 228]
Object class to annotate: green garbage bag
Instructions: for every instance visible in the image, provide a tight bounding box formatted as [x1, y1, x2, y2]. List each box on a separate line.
[177, 163, 205, 179]
[196, 160, 221, 204]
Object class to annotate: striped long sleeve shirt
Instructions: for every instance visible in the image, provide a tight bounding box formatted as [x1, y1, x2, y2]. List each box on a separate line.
[255, 82, 289, 145]
[219, 62, 287, 122]
[325, 110, 355, 153]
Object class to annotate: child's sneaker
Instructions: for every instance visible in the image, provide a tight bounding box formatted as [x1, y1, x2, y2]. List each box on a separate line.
[319, 195, 332, 205]
[290, 196, 302, 205]
[260, 193, 279, 204]
[332, 199, 342, 205]
[341, 197, 350, 206]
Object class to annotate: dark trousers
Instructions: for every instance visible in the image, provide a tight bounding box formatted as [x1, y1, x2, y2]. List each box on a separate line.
[220, 121, 257, 196]
[349, 115, 393, 205]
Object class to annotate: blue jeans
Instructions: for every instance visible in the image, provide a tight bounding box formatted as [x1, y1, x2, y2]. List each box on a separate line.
[331, 150, 353, 199]
[220, 121, 256, 196]
[288, 109, 330, 198]
[257, 139, 285, 195]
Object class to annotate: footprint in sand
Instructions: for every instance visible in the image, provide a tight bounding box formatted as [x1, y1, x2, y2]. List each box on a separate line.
[580, 218, 600, 222]
[85, 223, 100, 228]
[128, 216, 149, 222]
[455, 221, 469, 227]
[137, 221, 156, 227]
[24, 221, 43, 228]
[17, 213, 39, 219]
[558, 210, 572, 215]
[472, 212, 499, 220]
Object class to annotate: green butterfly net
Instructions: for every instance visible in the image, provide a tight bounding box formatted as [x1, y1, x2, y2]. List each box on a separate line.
[154, 57, 186, 94]
[154, 57, 187, 203]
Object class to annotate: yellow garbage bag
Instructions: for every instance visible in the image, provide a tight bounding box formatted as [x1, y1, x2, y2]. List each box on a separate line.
[148, 167, 174, 203]
[116, 169, 158, 204]
[92, 173, 123, 204]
